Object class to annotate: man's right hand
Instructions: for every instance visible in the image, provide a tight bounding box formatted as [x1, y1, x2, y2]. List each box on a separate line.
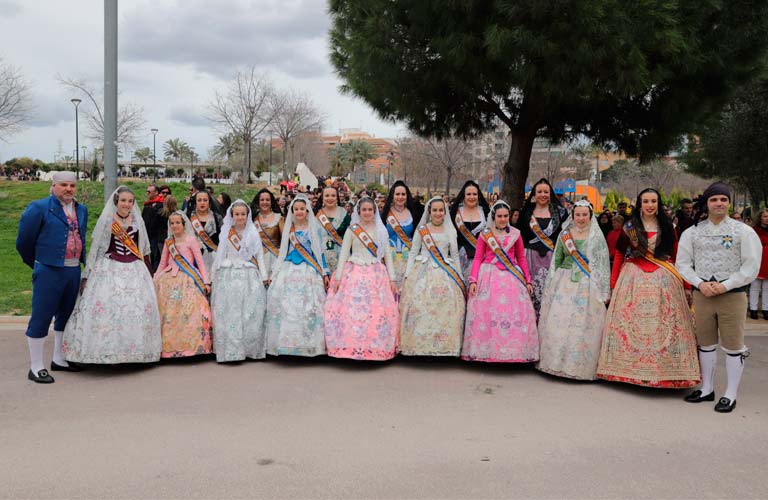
[79, 278, 87, 296]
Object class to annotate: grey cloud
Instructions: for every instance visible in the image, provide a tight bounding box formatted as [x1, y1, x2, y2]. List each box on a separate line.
[0, 0, 23, 17]
[28, 92, 73, 128]
[121, 0, 331, 79]
[169, 106, 210, 127]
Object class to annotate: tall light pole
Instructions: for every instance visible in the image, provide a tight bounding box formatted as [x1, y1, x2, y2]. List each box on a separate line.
[103, 0, 119, 200]
[70, 98, 81, 175]
[151, 128, 159, 181]
[81, 146, 87, 179]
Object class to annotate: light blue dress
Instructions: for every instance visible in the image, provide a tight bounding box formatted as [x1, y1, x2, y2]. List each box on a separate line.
[265, 230, 328, 356]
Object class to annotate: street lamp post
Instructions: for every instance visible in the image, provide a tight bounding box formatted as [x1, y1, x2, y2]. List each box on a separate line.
[81, 146, 87, 179]
[151, 128, 159, 181]
[70, 98, 81, 176]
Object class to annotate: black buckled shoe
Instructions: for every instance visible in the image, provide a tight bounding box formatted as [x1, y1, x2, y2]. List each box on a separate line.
[763, 311, 768, 320]
[51, 361, 83, 372]
[749, 310, 758, 320]
[714, 397, 737, 413]
[684, 390, 715, 403]
[28, 369, 55, 384]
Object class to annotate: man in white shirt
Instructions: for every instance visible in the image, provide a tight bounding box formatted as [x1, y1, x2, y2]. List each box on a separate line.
[676, 182, 761, 412]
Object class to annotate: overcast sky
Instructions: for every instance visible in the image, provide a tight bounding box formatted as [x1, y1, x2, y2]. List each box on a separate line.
[0, 0, 404, 163]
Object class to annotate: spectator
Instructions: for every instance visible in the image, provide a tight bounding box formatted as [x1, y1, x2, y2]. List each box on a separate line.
[142, 184, 165, 271]
[182, 177, 206, 214]
[218, 192, 232, 215]
[750, 209, 768, 319]
[598, 211, 613, 237]
[606, 214, 624, 266]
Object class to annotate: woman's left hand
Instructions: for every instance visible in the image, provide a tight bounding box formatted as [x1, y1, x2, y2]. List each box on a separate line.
[323, 275, 330, 291]
[390, 281, 398, 297]
[526, 283, 534, 297]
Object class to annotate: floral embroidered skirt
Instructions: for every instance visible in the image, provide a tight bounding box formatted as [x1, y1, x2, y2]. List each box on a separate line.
[265, 262, 327, 357]
[525, 248, 554, 319]
[597, 264, 700, 388]
[155, 271, 213, 358]
[390, 247, 410, 293]
[537, 268, 607, 380]
[64, 258, 161, 364]
[211, 266, 267, 362]
[462, 264, 539, 363]
[325, 262, 399, 360]
[399, 260, 465, 356]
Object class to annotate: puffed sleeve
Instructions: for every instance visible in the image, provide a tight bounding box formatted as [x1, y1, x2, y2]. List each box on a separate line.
[155, 240, 171, 281]
[514, 235, 532, 283]
[383, 234, 396, 281]
[189, 237, 210, 283]
[334, 229, 353, 279]
[404, 228, 422, 278]
[469, 234, 486, 284]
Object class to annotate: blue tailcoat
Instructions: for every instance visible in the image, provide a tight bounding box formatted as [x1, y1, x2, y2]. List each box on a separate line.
[16, 195, 87, 268]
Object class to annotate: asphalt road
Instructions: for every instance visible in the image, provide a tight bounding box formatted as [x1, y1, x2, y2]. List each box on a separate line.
[1, 324, 767, 499]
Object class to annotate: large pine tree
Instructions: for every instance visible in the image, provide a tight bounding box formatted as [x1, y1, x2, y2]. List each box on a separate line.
[329, 0, 768, 204]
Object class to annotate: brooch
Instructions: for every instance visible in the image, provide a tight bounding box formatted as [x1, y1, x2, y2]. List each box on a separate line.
[722, 235, 734, 249]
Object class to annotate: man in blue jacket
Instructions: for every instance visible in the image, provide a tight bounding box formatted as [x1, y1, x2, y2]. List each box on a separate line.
[16, 171, 88, 383]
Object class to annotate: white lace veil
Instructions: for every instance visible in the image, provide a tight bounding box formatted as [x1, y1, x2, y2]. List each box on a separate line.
[167, 210, 197, 241]
[273, 194, 327, 276]
[418, 197, 458, 241]
[213, 199, 263, 271]
[350, 196, 389, 260]
[84, 185, 150, 278]
[487, 200, 513, 228]
[547, 200, 610, 301]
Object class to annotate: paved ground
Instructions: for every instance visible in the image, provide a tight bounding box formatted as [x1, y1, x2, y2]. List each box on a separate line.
[1, 317, 767, 499]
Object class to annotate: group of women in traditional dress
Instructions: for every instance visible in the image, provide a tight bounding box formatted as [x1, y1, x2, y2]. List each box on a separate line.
[61, 179, 702, 392]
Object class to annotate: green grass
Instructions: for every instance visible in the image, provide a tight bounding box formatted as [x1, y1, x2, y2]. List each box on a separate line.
[0, 180, 267, 315]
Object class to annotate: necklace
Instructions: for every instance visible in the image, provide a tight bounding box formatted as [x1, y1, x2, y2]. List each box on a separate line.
[393, 205, 406, 214]
[432, 220, 444, 226]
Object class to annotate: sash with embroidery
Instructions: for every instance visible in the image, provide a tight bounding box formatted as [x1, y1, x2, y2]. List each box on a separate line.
[386, 211, 413, 250]
[350, 224, 379, 258]
[190, 215, 218, 252]
[455, 210, 479, 249]
[317, 212, 343, 246]
[418, 225, 467, 297]
[560, 230, 591, 278]
[289, 227, 324, 275]
[529, 216, 556, 252]
[481, 229, 527, 287]
[624, 222, 684, 285]
[111, 222, 142, 259]
[166, 238, 207, 297]
[227, 227, 260, 269]
[254, 219, 279, 256]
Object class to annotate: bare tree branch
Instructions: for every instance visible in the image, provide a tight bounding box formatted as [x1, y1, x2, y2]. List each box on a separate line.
[269, 88, 324, 179]
[207, 66, 274, 182]
[0, 58, 32, 141]
[57, 75, 146, 146]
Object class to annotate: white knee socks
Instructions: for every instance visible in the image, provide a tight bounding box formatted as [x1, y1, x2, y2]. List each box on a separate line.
[723, 347, 748, 402]
[52, 330, 68, 366]
[28, 337, 46, 373]
[698, 345, 718, 395]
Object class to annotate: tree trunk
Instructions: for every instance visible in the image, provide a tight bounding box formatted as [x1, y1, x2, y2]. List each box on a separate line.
[501, 128, 537, 207]
[241, 134, 250, 184]
[445, 166, 453, 196]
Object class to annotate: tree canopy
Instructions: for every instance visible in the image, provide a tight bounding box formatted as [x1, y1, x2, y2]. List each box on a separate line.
[682, 75, 768, 206]
[329, 0, 768, 204]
